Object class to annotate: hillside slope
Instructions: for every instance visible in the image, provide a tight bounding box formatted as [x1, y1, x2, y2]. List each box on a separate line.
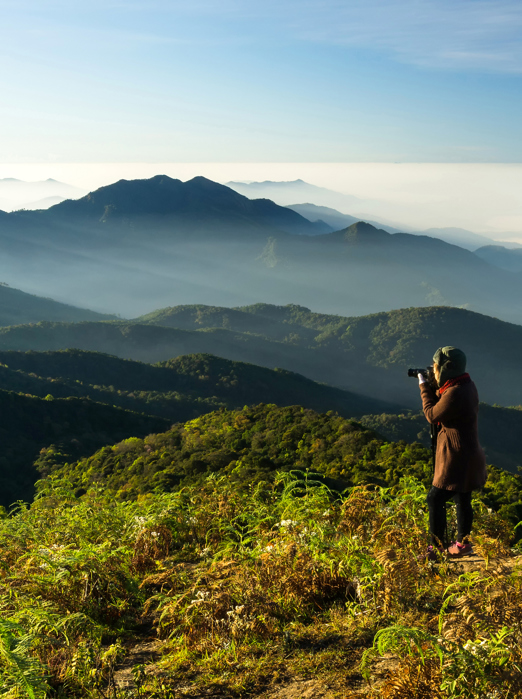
[2, 442, 521, 698]
[136, 303, 522, 408]
[0, 349, 398, 421]
[0, 282, 115, 326]
[0, 390, 167, 507]
[1, 305, 521, 408]
[46, 403, 522, 524]
[1, 347, 519, 477]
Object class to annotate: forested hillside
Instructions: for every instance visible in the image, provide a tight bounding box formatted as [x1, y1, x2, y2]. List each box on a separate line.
[1, 304, 521, 407]
[1, 348, 521, 475]
[45, 403, 522, 527]
[360, 404, 522, 474]
[0, 349, 396, 422]
[0, 390, 167, 507]
[1, 365, 521, 697]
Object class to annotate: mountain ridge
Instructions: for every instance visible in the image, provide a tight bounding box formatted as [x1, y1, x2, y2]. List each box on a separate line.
[0, 175, 521, 321]
[13, 175, 326, 237]
[0, 282, 116, 326]
[0, 304, 521, 408]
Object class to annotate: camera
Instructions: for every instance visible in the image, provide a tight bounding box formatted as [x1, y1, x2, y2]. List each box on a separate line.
[407, 366, 434, 380]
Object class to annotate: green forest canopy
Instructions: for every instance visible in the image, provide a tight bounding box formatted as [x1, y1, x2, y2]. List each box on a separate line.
[0, 304, 520, 407]
[44, 403, 522, 530]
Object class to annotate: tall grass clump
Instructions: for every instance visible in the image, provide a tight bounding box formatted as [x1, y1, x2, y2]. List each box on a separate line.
[0, 472, 519, 697]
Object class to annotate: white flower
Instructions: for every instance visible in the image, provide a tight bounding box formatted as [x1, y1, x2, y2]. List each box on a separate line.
[278, 519, 298, 528]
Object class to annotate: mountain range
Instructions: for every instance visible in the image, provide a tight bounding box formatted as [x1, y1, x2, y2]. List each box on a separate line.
[285, 202, 402, 234]
[226, 178, 363, 213]
[1, 175, 522, 322]
[0, 177, 85, 212]
[474, 245, 522, 272]
[232, 180, 521, 252]
[0, 348, 395, 422]
[0, 303, 520, 409]
[0, 341, 518, 510]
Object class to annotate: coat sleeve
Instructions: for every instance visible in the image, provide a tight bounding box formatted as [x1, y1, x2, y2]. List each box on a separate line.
[420, 384, 461, 424]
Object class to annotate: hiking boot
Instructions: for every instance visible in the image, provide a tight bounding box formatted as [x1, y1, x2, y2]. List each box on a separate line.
[447, 541, 473, 557]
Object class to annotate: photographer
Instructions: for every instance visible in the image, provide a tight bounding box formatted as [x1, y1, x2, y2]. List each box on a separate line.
[418, 346, 486, 558]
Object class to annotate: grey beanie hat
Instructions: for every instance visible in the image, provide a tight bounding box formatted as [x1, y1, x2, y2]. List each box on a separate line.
[433, 346, 467, 386]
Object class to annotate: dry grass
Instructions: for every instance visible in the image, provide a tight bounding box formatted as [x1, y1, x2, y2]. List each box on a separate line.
[0, 474, 519, 698]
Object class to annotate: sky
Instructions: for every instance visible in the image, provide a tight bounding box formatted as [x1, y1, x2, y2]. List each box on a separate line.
[1, 0, 522, 163]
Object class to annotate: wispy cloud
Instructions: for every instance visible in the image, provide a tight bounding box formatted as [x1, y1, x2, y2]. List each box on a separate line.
[281, 0, 522, 73]
[105, 0, 522, 74]
[4, 1, 522, 72]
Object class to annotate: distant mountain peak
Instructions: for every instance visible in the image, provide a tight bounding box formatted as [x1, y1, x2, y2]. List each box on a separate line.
[24, 174, 322, 237]
[341, 221, 390, 239]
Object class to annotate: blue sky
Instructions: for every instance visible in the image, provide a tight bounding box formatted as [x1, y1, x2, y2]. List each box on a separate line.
[1, 0, 521, 162]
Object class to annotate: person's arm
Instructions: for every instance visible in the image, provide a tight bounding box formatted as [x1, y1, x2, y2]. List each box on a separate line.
[420, 384, 460, 424]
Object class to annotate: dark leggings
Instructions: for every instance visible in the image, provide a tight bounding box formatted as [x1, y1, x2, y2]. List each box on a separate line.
[427, 486, 473, 546]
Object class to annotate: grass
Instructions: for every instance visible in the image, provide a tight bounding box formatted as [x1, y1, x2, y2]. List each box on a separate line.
[0, 472, 520, 698]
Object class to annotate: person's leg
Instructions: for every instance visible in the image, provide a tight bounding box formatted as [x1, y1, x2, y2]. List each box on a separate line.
[451, 491, 473, 543]
[427, 486, 453, 546]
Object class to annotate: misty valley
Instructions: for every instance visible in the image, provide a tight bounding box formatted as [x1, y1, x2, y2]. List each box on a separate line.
[1, 175, 522, 324]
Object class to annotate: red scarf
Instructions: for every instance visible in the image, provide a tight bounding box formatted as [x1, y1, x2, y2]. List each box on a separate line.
[438, 373, 471, 396]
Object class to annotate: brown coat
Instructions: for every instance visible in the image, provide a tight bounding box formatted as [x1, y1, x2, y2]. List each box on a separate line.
[420, 380, 486, 491]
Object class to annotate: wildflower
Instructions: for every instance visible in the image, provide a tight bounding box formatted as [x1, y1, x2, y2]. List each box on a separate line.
[278, 519, 298, 529]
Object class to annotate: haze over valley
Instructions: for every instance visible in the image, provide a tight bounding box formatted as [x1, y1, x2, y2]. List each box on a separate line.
[1, 174, 522, 324]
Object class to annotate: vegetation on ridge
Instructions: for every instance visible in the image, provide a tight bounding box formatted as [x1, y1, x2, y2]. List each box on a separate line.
[42, 404, 522, 530]
[0, 348, 397, 423]
[2, 304, 522, 408]
[0, 390, 167, 508]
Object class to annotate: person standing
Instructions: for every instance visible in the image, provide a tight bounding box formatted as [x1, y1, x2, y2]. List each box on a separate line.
[418, 346, 487, 557]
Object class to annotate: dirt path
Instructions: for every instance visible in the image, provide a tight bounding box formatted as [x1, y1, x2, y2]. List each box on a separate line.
[113, 639, 163, 689]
